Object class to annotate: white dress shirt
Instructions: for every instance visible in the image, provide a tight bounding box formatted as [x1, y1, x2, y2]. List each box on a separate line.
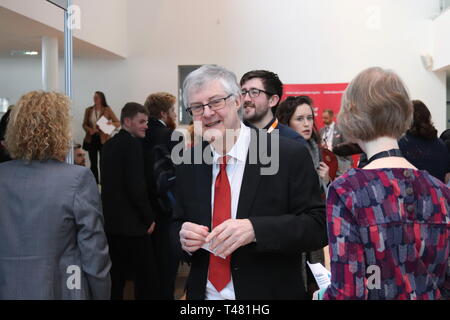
[322, 121, 335, 151]
[205, 122, 251, 300]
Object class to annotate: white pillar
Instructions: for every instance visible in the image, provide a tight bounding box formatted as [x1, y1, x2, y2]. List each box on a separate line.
[41, 36, 59, 91]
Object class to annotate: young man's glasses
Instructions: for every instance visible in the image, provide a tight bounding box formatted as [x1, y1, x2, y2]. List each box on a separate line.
[186, 94, 233, 116]
[241, 88, 274, 99]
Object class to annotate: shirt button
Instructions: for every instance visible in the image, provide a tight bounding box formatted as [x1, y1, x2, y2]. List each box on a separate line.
[403, 170, 411, 178]
[406, 187, 414, 196]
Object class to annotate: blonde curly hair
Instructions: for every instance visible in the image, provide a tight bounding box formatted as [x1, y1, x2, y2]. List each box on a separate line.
[5, 91, 72, 161]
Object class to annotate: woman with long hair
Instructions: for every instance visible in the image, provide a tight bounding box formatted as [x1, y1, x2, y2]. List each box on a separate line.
[82, 91, 120, 184]
[276, 95, 329, 297]
[398, 100, 450, 183]
[277, 95, 330, 190]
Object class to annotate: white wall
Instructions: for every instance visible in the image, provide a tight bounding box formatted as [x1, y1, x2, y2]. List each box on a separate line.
[433, 8, 450, 71]
[0, 0, 128, 57]
[1, 0, 448, 144]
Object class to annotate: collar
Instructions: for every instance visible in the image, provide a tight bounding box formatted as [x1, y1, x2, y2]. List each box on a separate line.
[263, 117, 278, 130]
[157, 119, 167, 127]
[212, 122, 250, 165]
[120, 128, 135, 138]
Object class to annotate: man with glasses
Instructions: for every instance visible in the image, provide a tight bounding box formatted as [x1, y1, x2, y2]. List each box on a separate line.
[240, 70, 306, 145]
[172, 65, 327, 300]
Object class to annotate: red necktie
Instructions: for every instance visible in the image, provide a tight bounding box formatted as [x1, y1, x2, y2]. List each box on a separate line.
[208, 156, 231, 292]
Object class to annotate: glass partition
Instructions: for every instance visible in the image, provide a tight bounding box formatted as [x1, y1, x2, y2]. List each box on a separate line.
[441, 0, 450, 12]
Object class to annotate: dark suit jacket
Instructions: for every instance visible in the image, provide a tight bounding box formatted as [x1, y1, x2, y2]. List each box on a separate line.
[141, 118, 183, 219]
[101, 129, 154, 236]
[171, 128, 327, 300]
[0, 109, 11, 163]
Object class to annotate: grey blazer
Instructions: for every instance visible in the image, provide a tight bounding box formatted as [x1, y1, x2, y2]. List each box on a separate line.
[0, 160, 111, 299]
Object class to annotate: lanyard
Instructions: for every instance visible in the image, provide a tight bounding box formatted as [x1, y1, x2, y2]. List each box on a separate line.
[267, 119, 278, 134]
[366, 148, 403, 165]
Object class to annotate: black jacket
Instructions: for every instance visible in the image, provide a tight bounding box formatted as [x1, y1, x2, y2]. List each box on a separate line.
[171, 128, 327, 300]
[0, 110, 11, 163]
[141, 118, 183, 219]
[101, 129, 154, 236]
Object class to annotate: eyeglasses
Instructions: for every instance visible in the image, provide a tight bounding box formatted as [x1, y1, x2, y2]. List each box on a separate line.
[241, 88, 274, 99]
[186, 94, 233, 116]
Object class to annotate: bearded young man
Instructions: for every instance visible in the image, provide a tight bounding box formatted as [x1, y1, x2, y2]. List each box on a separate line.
[240, 70, 306, 145]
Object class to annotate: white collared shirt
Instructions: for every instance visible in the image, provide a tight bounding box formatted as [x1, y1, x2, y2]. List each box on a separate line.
[205, 122, 251, 300]
[322, 122, 335, 150]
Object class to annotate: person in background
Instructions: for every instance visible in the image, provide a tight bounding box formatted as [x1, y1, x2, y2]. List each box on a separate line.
[277, 96, 330, 190]
[101, 102, 157, 300]
[320, 67, 450, 300]
[0, 91, 111, 299]
[439, 129, 450, 153]
[73, 143, 86, 166]
[240, 70, 306, 145]
[320, 109, 352, 176]
[82, 91, 120, 184]
[142, 92, 183, 299]
[398, 100, 450, 184]
[0, 106, 12, 163]
[276, 95, 328, 296]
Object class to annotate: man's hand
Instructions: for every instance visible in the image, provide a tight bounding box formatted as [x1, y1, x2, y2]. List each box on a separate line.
[180, 222, 210, 253]
[147, 222, 156, 234]
[205, 219, 255, 258]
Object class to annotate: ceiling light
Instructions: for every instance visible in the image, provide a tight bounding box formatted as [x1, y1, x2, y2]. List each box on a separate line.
[10, 50, 39, 56]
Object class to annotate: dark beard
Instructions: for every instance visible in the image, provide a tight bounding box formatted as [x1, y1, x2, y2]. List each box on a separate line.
[243, 101, 268, 123]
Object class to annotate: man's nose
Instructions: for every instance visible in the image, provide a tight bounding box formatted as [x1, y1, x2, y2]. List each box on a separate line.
[202, 105, 215, 118]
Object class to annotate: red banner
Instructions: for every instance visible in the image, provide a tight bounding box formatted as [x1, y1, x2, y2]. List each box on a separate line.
[281, 83, 348, 130]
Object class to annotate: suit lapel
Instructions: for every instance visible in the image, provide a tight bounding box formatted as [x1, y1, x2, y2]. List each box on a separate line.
[236, 130, 263, 219]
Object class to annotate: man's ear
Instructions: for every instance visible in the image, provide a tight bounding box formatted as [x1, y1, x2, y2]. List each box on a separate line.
[123, 117, 131, 128]
[269, 95, 280, 108]
[234, 94, 242, 110]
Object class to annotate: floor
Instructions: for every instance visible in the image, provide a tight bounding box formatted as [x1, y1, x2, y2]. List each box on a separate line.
[122, 247, 330, 300]
[123, 262, 190, 300]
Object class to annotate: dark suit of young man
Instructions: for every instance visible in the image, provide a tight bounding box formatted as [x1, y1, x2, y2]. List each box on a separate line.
[101, 105, 158, 300]
[142, 117, 183, 299]
[172, 65, 327, 300]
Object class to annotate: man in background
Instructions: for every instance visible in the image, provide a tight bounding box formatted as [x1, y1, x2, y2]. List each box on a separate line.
[240, 70, 305, 145]
[320, 109, 352, 176]
[101, 102, 157, 300]
[73, 143, 86, 166]
[142, 92, 183, 299]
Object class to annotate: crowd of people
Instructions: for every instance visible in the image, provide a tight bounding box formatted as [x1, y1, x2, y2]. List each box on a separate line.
[0, 64, 449, 300]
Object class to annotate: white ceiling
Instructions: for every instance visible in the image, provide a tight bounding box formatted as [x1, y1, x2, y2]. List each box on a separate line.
[0, 6, 122, 59]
